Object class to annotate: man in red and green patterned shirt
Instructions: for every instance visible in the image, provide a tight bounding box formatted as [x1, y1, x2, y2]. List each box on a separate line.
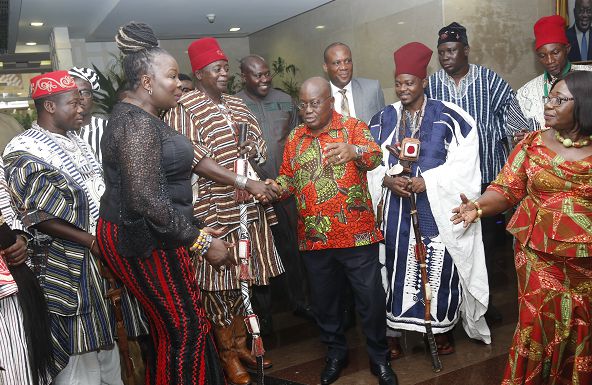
[275, 77, 397, 385]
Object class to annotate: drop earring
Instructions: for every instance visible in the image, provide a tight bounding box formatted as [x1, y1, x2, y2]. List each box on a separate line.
[148, 88, 153, 95]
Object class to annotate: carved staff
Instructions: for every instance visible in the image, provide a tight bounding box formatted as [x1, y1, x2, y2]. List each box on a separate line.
[387, 142, 442, 373]
[236, 122, 266, 385]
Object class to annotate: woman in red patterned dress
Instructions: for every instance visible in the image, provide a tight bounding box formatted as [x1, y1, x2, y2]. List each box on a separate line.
[452, 70, 592, 385]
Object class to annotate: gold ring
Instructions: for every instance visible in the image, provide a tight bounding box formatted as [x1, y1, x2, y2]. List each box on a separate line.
[219, 265, 226, 271]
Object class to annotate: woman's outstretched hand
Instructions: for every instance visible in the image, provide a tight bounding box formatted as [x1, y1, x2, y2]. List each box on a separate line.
[451, 193, 479, 228]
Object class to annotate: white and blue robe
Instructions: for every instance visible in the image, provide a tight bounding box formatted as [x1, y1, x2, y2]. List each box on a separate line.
[368, 99, 491, 343]
[3, 125, 145, 376]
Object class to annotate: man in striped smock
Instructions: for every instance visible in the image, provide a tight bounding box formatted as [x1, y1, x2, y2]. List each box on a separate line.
[164, 38, 284, 385]
[426, 22, 528, 324]
[3, 71, 122, 384]
[68, 67, 107, 163]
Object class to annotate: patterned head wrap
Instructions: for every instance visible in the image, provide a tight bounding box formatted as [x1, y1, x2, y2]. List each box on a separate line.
[68, 67, 100, 91]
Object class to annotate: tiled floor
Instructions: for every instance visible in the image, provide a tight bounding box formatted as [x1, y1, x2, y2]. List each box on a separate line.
[256, 228, 517, 385]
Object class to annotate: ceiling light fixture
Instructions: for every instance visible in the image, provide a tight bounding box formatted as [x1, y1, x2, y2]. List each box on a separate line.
[315, 25, 325, 29]
[229, 27, 241, 32]
[30, 21, 44, 27]
[25, 42, 37, 46]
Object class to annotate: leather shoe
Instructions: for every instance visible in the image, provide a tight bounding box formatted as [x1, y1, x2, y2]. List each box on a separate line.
[293, 304, 315, 322]
[370, 361, 398, 385]
[320, 356, 348, 385]
[485, 304, 503, 325]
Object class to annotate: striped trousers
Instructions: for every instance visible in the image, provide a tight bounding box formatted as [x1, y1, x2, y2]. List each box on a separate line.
[0, 294, 34, 385]
[97, 218, 225, 385]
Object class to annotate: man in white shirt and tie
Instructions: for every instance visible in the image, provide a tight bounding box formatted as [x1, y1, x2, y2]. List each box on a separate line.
[567, 0, 592, 62]
[323, 42, 385, 124]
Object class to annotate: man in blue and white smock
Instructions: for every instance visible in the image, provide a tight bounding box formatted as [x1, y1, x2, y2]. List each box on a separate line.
[3, 71, 122, 385]
[367, 42, 490, 358]
[425, 22, 528, 324]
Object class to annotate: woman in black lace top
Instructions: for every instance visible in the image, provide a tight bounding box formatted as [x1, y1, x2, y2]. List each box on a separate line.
[97, 22, 233, 385]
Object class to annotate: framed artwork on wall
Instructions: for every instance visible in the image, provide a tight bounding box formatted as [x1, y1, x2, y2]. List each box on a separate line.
[558, 0, 592, 62]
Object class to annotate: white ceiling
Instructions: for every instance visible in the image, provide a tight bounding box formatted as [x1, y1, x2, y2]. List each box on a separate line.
[14, 0, 332, 49]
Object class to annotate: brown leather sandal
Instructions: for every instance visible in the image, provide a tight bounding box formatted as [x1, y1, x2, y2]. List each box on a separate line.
[387, 336, 404, 360]
[434, 332, 455, 355]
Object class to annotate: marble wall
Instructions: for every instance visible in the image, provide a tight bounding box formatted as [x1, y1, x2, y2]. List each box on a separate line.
[249, 0, 555, 104]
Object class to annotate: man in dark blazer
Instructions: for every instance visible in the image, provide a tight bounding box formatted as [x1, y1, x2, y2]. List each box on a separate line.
[323, 42, 385, 124]
[567, 0, 592, 62]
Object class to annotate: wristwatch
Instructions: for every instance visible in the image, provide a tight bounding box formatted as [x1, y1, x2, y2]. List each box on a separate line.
[353, 145, 365, 159]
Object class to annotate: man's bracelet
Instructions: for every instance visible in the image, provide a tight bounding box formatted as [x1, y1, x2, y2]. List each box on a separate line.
[235, 175, 248, 190]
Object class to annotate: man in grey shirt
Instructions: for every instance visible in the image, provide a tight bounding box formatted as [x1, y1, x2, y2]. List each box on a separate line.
[236, 55, 312, 333]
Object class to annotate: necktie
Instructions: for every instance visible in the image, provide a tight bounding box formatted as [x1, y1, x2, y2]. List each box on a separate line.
[582, 32, 588, 60]
[339, 89, 350, 117]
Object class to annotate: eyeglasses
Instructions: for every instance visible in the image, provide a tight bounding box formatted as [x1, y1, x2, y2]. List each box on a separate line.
[576, 6, 592, 15]
[79, 90, 93, 99]
[297, 96, 332, 111]
[542, 96, 574, 106]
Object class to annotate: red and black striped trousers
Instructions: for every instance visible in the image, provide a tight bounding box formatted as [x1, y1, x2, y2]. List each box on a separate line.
[97, 218, 226, 385]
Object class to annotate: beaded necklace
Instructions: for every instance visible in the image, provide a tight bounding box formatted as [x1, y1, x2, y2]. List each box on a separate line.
[555, 131, 592, 148]
[33, 123, 102, 177]
[397, 97, 427, 145]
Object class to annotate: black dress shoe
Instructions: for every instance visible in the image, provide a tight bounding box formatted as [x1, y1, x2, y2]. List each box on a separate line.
[293, 304, 315, 322]
[320, 356, 348, 385]
[484, 304, 503, 325]
[369, 361, 398, 385]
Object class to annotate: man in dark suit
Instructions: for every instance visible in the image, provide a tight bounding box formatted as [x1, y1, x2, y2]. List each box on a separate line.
[567, 0, 592, 62]
[323, 42, 385, 124]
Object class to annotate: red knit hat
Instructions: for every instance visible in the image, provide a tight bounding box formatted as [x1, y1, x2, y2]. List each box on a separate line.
[30, 70, 77, 99]
[394, 42, 433, 79]
[188, 37, 228, 72]
[534, 15, 568, 50]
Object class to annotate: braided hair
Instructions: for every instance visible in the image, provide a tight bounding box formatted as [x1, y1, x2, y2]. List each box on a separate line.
[115, 21, 167, 90]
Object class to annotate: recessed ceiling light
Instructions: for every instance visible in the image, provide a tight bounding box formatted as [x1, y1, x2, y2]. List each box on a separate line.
[30, 21, 44, 27]
[315, 25, 325, 29]
[397, 21, 405, 25]
[25, 42, 37, 46]
[229, 27, 241, 32]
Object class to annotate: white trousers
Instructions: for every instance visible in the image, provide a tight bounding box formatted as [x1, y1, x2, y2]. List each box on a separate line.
[0, 294, 34, 385]
[52, 347, 123, 385]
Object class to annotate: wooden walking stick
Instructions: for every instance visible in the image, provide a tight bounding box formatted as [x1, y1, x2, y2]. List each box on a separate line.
[386, 141, 443, 373]
[99, 260, 136, 385]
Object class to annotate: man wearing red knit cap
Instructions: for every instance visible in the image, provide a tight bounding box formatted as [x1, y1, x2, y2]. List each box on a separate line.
[4, 70, 123, 384]
[368, 42, 489, 359]
[510, 15, 592, 138]
[164, 37, 283, 385]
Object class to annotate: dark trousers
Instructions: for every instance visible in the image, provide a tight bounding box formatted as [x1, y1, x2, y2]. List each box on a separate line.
[301, 243, 389, 364]
[253, 197, 309, 317]
[481, 183, 507, 282]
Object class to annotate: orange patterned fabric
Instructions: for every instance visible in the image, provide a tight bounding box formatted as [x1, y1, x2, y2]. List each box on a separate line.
[488, 131, 592, 257]
[277, 112, 383, 251]
[488, 131, 592, 385]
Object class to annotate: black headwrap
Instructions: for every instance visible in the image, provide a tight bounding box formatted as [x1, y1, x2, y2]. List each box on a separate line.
[437, 22, 468, 46]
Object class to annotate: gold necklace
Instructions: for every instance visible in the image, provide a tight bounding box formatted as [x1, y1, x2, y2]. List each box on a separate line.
[555, 131, 592, 148]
